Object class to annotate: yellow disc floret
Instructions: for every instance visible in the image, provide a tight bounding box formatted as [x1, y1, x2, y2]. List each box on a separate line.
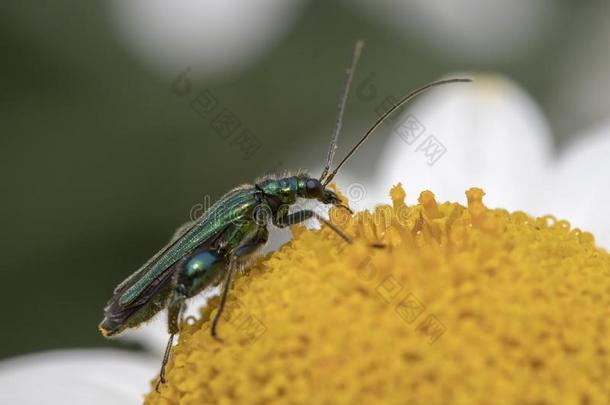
[146, 185, 610, 404]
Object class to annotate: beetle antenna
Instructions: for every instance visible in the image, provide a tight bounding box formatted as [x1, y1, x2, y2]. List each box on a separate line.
[323, 77, 472, 186]
[320, 40, 364, 183]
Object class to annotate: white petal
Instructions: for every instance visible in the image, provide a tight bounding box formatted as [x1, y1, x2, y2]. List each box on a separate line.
[548, 13, 610, 138]
[374, 74, 553, 214]
[548, 120, 610, 249]
[344, 0, 557, 63]
[0, 349, 156, 405]
[109, 0, 305, 78]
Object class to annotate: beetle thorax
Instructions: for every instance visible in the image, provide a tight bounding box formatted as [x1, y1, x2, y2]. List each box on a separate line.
[256, 176, 303, 204]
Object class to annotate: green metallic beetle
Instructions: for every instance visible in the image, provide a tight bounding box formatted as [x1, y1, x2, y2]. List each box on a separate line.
[99, 40, 470, 390]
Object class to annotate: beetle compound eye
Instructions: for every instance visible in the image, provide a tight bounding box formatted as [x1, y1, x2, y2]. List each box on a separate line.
[306, 179, 323, 197]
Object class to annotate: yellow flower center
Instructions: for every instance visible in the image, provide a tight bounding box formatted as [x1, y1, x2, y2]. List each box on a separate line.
[146, 185, 610, 404]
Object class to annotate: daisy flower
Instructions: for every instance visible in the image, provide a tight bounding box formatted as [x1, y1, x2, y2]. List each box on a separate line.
[2, 75, 609, 404]
[143, 184, 610, 403]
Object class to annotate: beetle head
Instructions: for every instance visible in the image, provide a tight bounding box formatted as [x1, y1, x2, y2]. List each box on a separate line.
[301, 177, 352, 213]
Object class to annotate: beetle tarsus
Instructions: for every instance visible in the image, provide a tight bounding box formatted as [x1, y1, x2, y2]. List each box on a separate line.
[155, 377, 164, 393]
[156, 333, 174, 392]
[211, 330, 223, 342]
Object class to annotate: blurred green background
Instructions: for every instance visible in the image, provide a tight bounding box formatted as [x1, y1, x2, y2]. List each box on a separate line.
[1, 0, 609, 358]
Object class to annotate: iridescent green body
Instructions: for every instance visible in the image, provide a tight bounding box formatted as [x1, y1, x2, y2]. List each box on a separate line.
[99, 174, 341, 337]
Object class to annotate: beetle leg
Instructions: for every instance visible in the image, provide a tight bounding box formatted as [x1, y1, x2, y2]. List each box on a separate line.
[156, 334, 174, 392]
[168, 292, 186, 334]
[276, 209, 352, 243]
[211, 260, 236, 341]
[156, 291, 185, 392]
[211, 227, 269, 340]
